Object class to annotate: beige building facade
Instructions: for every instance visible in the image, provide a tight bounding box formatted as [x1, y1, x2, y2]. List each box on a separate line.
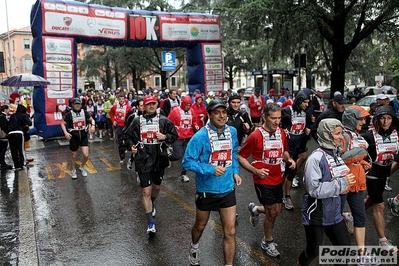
[0, 26, 33, 92]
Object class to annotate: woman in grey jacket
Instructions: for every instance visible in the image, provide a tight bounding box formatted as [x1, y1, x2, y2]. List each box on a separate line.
[297, 119, 355, 266]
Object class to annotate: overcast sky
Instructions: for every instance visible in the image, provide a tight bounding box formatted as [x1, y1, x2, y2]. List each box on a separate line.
[0, 0, 181, 34]
[0, 0, 35, 34]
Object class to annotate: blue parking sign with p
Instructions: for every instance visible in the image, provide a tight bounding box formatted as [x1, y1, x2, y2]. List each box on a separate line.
[162, 51, 176, 71]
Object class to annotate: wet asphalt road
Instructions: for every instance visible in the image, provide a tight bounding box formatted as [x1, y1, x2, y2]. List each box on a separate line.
[0, 135, 399, 266]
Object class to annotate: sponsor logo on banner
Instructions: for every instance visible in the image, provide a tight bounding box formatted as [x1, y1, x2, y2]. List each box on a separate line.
[46, 54, 73, 63]
[60, 85, 73, 91]
[61, 72, 73, 78]
[47, 78, 60, 85]
[161, 23, 219, 41]
[129, 15, 158, 41]
[47, 85, 61, 91]
[204, 45, 221, 56]
[46, 72, 60, 78]
[46, 63, 73, 71]
[61, 79, 73, 85]
[190, 27, 199, 37]
[64, 17, 72, 26]
[47, 89, 73, 98]
[87, 18, 96, 28]
[205, 63, 222, 70]
[44, 12, 126, 39]
[45, 39, 72, 54]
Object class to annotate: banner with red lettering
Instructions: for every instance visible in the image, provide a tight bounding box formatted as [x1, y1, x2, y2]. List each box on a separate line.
[30, 0, 222, 139]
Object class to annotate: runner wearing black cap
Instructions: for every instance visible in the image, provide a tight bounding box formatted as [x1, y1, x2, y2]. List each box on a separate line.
[60, 97, 95, 179]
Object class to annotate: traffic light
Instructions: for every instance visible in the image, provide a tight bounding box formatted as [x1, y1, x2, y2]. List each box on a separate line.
[294, 53, 306, 68]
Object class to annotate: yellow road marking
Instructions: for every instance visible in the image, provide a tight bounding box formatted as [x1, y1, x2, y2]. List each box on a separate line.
[161, 186, 279, 265]
[44, 164, 55, 180]
[76, 160, 98, 174]
[97, 145, 120, 160]
[100, 157, 121, 171]
[54, 162, 70, 179]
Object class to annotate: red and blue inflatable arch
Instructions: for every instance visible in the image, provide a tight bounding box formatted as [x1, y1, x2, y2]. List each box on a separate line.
[30, 0, 223, 139]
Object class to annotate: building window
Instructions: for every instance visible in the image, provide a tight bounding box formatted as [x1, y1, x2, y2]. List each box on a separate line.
[170, 76, 176, 87]
[12, 40, 15, 52]
[25, 59, 32, 71]
[154, 76, 161, 87]
[236, 79, 241, 88]
[23, 39, 30, 50]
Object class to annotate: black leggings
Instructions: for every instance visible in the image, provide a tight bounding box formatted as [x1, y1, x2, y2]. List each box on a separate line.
[8, 132, 25, 168]
[298, 220, 350, 266]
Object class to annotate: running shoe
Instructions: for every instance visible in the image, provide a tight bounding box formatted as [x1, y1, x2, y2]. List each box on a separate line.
[147, 222, 156, 235]
[385, 177, 392, 191]
[387, 198, 399, 217]
[248, 202, 259, 227]
[379, 239, 397, 254]
[119, 159, 125, 165]
[79, 166, 88, 177]
[71, 169, 77, 179]
[292, 176, 299, 188]
[181, 175, 190, 182]
[152, 203, 156, 217]
[283, 196, 294, 210]
[136, 172, 140, 184]
[127, 158, 133, 170]
[189, 244, 200, 266]
[342, 212, 354, 234]
[261, 238, 280, 257]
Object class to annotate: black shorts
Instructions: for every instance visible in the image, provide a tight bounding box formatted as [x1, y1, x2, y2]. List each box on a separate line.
[139, 170, 164, 188]
[251, 117, 261, 123]
[366, 176, 386, 204]
[254, 183, 283, 206]
[70, 136, 89, 151]
[195, 189, 236, 211]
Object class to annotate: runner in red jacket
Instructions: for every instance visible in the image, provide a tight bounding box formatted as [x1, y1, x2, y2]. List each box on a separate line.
[168, 95, 195, 182]
[110, 95, 132, 163]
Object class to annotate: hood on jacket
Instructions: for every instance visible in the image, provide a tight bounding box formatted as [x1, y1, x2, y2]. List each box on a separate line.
[317, 118, 343, 153]
[16, 104, 27, 114]
[342, 105, 369, 132]
[292, 90, 309, 111]
[195, 94, 204, 104]
[180, 95, 192, 109]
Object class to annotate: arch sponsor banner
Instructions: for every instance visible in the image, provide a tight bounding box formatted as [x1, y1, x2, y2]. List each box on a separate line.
[202, 44, 223, 95]
[30, 0, 222, 139]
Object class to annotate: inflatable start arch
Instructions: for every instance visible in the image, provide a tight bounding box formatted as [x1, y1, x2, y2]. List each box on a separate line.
[30, 0, 223, 139]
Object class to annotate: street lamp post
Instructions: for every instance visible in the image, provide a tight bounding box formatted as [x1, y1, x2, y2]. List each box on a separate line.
[264, 25, 272, 94]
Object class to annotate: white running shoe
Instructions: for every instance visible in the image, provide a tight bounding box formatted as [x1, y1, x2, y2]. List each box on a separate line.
[248, 202, 259, 227]
[283, 196, 294, 210]
[292, 176, 299, 188]
[147, 222, 156, 235]
[71, 169, 77, 179]
[79, 167, 87, 177]
[379, 239, 397, 254]
[387, 198, 399, 217]
[127, 158, 133, 170]
[189, 244, 200, 266]
[261, 238, 280, 257]
[342, 212, 354, 234]
[385, 177, 392, 191]
[181, 175, 189, 182]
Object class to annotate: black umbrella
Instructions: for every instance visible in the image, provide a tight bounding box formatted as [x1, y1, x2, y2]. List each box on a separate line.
[1, 73, 50, 87]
